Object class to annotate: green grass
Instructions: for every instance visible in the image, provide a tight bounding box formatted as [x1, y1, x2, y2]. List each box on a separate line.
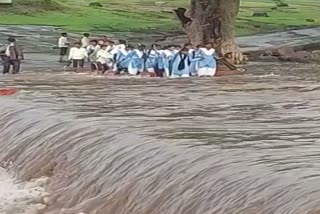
[0, 0, 319, 35]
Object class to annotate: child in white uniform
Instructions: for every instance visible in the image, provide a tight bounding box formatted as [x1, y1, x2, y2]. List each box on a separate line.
[96, 44, 113, 74]
[68, 42, 88, 73]
[86, 40, 100, 72]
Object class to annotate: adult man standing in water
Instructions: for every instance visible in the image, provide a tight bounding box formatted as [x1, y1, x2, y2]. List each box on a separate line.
[58, 33, 70, 62]
[0, 37, 24, 74]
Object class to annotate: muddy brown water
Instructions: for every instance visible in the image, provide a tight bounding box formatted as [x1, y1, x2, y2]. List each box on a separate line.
[1, 61, 320, 214]
[2, 26, 320, 214]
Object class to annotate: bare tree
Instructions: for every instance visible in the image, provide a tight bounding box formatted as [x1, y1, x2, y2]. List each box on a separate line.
[174, 0, 245, 64]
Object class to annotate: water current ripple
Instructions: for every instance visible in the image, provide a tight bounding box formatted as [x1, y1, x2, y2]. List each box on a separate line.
[1, 62, 320, 213]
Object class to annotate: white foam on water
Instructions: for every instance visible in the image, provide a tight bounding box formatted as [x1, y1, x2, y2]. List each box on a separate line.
[0, 168, 47, 214]
[257, 72, 281, 78]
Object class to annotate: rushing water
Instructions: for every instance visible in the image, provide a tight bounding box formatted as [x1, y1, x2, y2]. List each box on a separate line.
[1, 61, 320, 214]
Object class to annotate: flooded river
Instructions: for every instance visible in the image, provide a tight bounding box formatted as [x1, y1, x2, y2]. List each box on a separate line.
[1, 26, 320, 214]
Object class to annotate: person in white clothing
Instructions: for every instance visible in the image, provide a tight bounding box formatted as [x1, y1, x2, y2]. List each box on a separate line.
[58, 33, 69, 62]
[162, 45, 176, 77]
[81, 33, 90, 48]
[197, 42, 218, 77]
[86, 40, 100, 72]
[110, 40, 127, 72]
[96, 44, 113, 74]
[68, 42, 88, 72]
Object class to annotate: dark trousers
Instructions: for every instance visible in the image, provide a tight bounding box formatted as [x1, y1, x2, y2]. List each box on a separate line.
[155, 68, 164, 77]
[97, 62, 110, 73]
[2, 57, 21, 74]
[72, 59, 84, 68]
[91, 62, 98, 71]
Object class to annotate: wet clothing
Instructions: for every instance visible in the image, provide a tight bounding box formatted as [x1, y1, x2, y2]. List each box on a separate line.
[68, 47, 88, 71]
[87, 45, 100, 71]
[3, 59, 21, 74]
[87, 45, 100, 61]
[59, 47, 68, 56]
[189, 49, 202, 76]
[171, 52, 190, 78]
[197, 48, 217, 77]
[154, 50, 165, 77]
[1, 42, 24, 74]
[5, 43, 24, 60]
[97, 62, 111, 73]
[145, 50, 158, 72]
[115, 49, 130, 72]
[72, 59, 85, 68]
[162, 49, 176, 77]
[155, 50, 164, 70]
[96, 48, 113, 72]
[127, 49, 144, 75]
[96, 48, 113, 64]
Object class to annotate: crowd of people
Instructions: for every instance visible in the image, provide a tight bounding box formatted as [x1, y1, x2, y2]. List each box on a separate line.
[0, 33, 221, 76]
[59, 33, 220, 77]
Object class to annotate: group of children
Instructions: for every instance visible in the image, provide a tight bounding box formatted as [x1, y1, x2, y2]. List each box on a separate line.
[58, 33, 219, 77]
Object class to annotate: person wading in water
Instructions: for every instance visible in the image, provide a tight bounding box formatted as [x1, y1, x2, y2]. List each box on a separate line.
[68, 42, 88, 73]
[58, 33, 70, 62]
[0, 37, 24, 74]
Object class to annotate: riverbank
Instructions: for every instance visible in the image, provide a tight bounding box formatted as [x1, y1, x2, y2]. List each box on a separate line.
[0, 0, 319, 36]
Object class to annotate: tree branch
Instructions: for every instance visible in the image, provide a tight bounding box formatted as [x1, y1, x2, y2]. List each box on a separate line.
[173, 7, 192, 26]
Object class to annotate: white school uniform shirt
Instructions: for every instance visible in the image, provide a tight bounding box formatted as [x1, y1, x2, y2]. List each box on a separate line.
[111, 44, 125, 54]
[199, 48, 216, 56]
[86, 45, 100, 53]
[134, 49, 144, 58]
[110, 47, 117, 55]
[81, 37, 90, 48]
[163, 49, 174, 57]
[5, 43, 15, 57]
[86, 44, 94, 53]
[87, 45, 100, 61]
[110, 46, 118, 56]
[188, 49, 195, 55]
[148, 50, 157, 56]
[68, 47, 88, 60]
[118, 48, 129, 56]
[156, 49, 164, 55]
[58, 36, 69, 48]
[96, 49, 113, 64]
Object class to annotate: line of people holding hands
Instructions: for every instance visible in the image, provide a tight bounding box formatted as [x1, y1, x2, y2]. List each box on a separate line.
[59, 33, 219, 77]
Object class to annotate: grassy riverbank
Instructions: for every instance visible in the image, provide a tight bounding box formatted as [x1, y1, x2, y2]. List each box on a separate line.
[0, 0, 319, 35]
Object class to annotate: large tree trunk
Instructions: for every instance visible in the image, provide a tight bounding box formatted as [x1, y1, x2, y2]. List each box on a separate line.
[174, 0, 245, 64]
